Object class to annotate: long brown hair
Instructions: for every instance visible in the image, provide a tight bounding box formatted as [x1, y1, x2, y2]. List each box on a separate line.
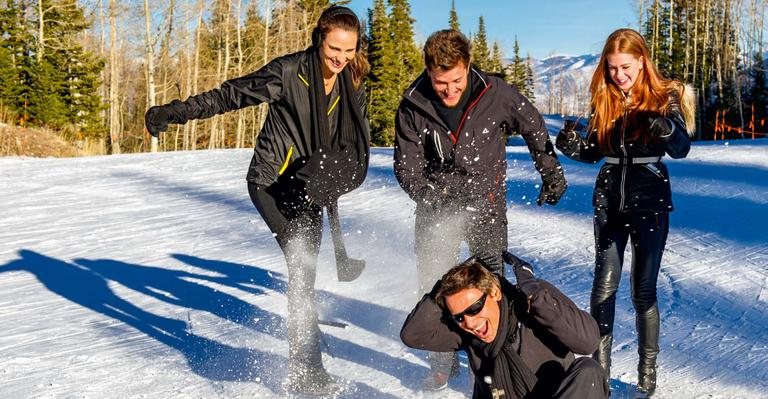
[589, 28, 683, 152]
[313, 5, 370, 90]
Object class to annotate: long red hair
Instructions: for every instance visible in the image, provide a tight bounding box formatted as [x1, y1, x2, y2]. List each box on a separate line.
[589, 29, 679, 152]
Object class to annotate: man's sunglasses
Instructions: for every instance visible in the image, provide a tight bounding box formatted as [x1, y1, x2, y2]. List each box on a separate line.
[450, 293, 488, 324]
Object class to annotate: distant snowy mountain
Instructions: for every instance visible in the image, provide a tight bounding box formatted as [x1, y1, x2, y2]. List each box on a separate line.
[529, 54, 599, 116]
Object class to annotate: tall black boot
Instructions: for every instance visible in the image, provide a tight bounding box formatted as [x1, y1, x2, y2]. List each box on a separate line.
[636, 305, 660, 397]
[593, 333, 612, 383]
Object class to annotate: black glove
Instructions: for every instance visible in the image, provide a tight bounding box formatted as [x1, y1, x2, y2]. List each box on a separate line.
[145, 105, 170, 137]
[474, 251, 504, 275]
[648, 116, 674, 141]
[537, 169, 567, 206]
[417, 185, 451, 209]
[502, 251, 540, 298]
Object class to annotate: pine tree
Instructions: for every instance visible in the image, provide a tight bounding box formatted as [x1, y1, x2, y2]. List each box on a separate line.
[524, 53, 536, 103]
[367, 0, 398, 146]
[506, 36, 525, 89]
[448, 0, 460, 31]
[471, 16, 490, 70]
[0, 0, 32, 121]
[29, 0, 105, 137]
[748, 51, 767, 131]
[388, 0, 421, 89]
[488, 41, 505, 78]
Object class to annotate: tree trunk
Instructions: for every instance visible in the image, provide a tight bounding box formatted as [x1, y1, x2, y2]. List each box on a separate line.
[144, 0, 158, 153]
[236, 0, 245, 148]
[109, 0, 121, 154]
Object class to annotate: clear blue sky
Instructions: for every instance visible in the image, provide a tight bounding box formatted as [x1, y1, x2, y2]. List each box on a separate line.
[346, 0, 639, 59]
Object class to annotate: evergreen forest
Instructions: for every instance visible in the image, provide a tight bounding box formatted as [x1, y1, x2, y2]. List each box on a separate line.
[0, 0, 765, 155]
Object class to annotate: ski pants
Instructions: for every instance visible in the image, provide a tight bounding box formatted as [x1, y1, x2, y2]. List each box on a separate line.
[551, 357, 610, 398]
[248, 181, 325, 373]
[414, 203, 507, 374]
[590, 208, 669, 370]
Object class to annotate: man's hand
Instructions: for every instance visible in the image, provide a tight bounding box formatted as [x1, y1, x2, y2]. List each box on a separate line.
[537, 169, 567, 206]
[503, 251, 540, 299]
[145, 106, 170, 137]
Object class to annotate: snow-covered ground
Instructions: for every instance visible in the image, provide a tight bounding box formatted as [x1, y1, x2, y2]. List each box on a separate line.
[1, 116, 767, 398]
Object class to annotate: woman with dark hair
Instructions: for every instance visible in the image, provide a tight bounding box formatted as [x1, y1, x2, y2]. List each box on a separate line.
[556, 28, 695, 398]
[144, 5, 369, 395]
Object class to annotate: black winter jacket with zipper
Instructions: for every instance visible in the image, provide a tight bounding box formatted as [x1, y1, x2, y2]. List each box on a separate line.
[159, 49, 368, 187]
[555, 92, 690, 213]
[394, 66, 561, 213]
[401, 277, 599, 398]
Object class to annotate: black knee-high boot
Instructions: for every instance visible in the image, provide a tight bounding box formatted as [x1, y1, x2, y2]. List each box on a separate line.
[636, 305, 659, 397]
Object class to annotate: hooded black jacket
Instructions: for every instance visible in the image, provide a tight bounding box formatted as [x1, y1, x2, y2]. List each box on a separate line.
[158, 48, 368, 188]
[394, 66, 562, 213]
[401, 277, 599, 398]
[555, 91, 690, 212]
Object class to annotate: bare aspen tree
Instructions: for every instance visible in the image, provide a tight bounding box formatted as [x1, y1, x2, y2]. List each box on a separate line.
[222, 0, 232, 148]
[109, 0, 121, 154]
[732, 0, 745, 138]
[190, 0, 204, 150]
[38, 0, 44, 61]
[144, 0, 158, 152]
[236, 0, 245, 148]
[668, 0, 673, 60]
[652, 0, 659, 60]
[258, 0, 271, 135]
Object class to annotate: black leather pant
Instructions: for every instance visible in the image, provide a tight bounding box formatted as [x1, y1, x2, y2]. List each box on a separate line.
[248, 182, 325, 375]
[590, 208, 669, 377]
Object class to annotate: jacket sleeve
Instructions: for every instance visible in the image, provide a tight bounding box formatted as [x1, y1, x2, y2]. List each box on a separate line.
[526, 280, 599, 355]
[394, 103, 431, 202]
[400, 292, 464, 352]
[659, 92, 691, 159]
[500, 82, 563, 177]
[164, 55, 286, 124]
[555, 129, 604, 164]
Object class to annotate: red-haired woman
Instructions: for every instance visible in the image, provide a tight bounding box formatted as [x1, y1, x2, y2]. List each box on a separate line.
[145, 6, 369, 396]
[556, 28, 695, 398]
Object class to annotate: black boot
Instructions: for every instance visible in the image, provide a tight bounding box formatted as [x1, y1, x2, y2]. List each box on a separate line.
[636, 306, 660, 397]
[593, 334, 612, 383]
[636, 361, 656, 398]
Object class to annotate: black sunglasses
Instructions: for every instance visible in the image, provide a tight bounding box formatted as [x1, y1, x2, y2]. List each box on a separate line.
[451, 293, 488, 324]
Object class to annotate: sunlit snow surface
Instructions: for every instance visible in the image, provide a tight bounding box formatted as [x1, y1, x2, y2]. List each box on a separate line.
[1, 116, 766, 398]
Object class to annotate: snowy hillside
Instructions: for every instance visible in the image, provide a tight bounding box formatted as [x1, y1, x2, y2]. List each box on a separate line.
[1, 117, 767, 398]
[532, 55, 599, 116]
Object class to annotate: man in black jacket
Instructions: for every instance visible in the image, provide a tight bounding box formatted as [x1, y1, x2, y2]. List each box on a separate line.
[401, 254, 608, 398]
[394, 29, 567, 389]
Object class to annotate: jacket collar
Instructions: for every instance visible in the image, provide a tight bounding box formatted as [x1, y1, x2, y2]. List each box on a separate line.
[403, 64, 491, 115]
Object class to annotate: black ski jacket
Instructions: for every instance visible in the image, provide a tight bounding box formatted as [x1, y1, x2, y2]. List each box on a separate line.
[394, 66, 561, 213]
[401, 277, 599, 399]
[158, 49, 368, 188]
[555, 91, 690, 212]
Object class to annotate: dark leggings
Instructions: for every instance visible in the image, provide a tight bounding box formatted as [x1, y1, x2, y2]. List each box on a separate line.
[247, 182, 325, 372]
[590, 208, 669, 365]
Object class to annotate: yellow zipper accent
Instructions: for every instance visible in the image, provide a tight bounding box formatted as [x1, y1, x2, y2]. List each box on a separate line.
[328, 95, 340, 115]
[298, 73, 309, 87]
[278, 145, 294, 176]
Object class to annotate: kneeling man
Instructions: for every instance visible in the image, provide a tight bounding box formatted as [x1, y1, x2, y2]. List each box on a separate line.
[401, 253, 609, 398]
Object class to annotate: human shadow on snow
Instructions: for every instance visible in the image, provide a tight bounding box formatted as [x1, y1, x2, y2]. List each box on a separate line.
[0, 250, 410, 398]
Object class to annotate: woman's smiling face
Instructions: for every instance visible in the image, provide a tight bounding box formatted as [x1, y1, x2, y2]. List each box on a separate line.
[607, 52, 644, 93]
[319, 28, 357, 77]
